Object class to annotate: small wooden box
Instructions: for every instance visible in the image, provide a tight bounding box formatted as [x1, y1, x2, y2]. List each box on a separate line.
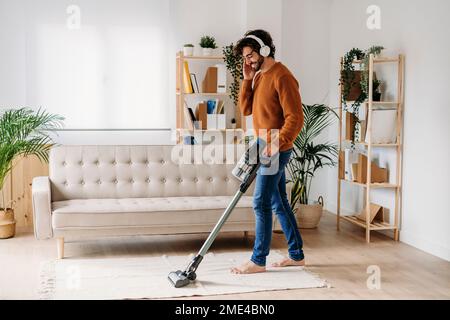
[356, 154, 388, 184]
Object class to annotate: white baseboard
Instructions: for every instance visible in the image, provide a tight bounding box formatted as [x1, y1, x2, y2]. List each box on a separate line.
[398, 230, 450, 262]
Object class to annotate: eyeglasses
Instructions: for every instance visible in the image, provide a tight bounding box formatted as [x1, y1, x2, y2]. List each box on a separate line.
[243, 50, 255, 61]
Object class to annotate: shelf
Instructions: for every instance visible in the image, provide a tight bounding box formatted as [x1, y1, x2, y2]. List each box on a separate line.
[341, 215, 397, 230]
[177, 92, 230, 97]
[340, 179, 399, 188]
[345, 101, 398, 104]
[342, 140, 399, 147]
[352, 57, 399, 64]
[177, 128, 243, 132]
[337, 54, 404, 243]
[177, 54, 224, 61]
[344, 101, 399, 109]
[370, 101, 398, 104]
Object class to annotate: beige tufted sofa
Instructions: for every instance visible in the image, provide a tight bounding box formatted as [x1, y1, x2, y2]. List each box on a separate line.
[32, 145, 259, 259]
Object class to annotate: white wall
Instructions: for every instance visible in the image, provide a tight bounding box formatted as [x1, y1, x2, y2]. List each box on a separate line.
[282, 0, 450, 261]
[281, 0, 332, 204]
[326, 0, 450, 260]
[3, 0, 172, 129]
[0, 0, 279, 144]
[1, 0, 448, 260]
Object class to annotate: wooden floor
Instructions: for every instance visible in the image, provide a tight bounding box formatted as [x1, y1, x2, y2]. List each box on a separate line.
[1, 211, 449, 300]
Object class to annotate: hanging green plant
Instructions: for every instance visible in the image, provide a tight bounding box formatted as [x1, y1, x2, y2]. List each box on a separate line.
[341, 48, 365, 108]
[340, 45, 384, 147]
[223, 43, 243, 107]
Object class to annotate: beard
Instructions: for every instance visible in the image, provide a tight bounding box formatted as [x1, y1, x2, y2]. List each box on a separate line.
[251, 56, 265, 71]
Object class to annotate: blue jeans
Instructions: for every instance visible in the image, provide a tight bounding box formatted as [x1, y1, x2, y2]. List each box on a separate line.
[250, 147, 305, 266]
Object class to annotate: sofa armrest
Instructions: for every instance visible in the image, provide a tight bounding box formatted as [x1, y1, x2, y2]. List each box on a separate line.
[32, 176, 53, 239]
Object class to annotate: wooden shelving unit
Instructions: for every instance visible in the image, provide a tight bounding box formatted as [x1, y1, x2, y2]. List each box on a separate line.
[175, 51, 246, 144]
[336, 54, 405, 243]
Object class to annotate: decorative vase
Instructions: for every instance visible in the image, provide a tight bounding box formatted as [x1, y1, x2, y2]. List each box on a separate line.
[373, 92, 382, 101]
[183, 46, 194, 56]
[202, 48, 213, 56]
[295, 196, 324, 229]
[0, 208, 16, 239]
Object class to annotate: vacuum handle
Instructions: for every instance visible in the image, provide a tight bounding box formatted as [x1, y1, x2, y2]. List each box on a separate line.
[196, 190, 244, 258]
[239, 162, 261, 193]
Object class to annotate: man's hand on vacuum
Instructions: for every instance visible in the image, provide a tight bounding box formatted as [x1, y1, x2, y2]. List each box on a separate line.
[243, 61, 256, 80]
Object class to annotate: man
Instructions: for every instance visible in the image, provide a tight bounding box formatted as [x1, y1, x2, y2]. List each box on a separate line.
[231, 29, 305, 274]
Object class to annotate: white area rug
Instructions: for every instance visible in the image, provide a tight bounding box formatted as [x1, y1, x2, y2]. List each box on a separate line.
[38, 251, 328, 299]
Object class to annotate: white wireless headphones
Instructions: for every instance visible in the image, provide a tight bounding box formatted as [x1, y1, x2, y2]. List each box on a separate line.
[245, 35, 271, 57]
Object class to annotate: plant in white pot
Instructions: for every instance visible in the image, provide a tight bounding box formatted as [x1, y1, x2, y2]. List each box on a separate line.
[286, 104, 338, 229]
[0, 108, 64, 239]
[183, 43, 194, 56]
[199, 35, 217, 56]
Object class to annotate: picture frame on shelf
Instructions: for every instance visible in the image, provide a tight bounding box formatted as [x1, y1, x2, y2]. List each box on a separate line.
[364, 109, 397, 144]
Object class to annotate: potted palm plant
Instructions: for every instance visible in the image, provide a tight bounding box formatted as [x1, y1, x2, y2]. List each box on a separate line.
[0, 108, 64, 239]
[286, 104, 338, 229]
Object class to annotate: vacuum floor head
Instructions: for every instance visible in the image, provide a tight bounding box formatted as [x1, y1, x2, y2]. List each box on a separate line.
[168, 270, 190, 288]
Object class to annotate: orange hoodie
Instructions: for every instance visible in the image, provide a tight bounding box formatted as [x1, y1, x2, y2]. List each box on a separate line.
[239, 62, 304, 152]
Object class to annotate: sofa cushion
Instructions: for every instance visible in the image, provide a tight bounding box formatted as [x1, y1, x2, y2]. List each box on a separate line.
[52, 196, 254, 228]
[49, 145, 255, 201]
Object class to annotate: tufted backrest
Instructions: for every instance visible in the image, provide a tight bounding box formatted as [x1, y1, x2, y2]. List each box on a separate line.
[49, 145, 255, 201]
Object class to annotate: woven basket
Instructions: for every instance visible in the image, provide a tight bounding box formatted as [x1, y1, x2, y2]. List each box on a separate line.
[295, 196, 324, 229]
[0, 209, 16, 239]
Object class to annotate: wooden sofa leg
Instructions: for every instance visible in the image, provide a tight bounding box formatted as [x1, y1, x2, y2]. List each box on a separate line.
[57, 237, 64, 259]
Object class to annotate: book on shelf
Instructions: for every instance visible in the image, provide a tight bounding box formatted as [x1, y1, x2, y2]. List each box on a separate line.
[183, 61, 194, 94]
[196, 101, 207, 130]
[183, 104, 193, 130]
[206, 99, 224, 114]
[216, 100, 225, 114]
[190, 73, 199, 93]
[183, 101, 199, 130]
[344, 149, 358, 181]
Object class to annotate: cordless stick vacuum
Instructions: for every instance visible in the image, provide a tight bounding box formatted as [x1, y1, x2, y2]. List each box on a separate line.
[168, 139, 266, 288]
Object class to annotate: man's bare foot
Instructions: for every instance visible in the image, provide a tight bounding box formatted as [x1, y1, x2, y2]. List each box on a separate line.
[230, 261, 266, 274]
[271, 257, 305, 267]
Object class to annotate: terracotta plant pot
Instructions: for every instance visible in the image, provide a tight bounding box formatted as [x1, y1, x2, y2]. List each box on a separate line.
[0, 208, 16, 239]
[295, 197, 324, 229]
[342, 70, 363, 101]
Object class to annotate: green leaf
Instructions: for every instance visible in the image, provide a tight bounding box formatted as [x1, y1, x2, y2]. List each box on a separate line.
[286, 103, 338, 206]
[0, 107, 64, 208]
